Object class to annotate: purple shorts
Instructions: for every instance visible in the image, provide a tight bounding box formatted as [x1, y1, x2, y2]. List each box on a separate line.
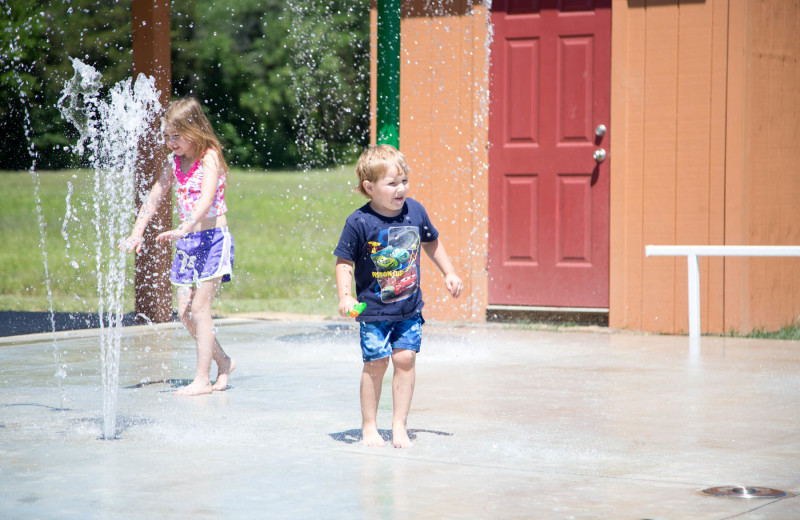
[170, 227, 234, 286]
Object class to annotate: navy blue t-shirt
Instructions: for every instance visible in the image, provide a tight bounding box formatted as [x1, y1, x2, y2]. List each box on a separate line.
[334, 198, 439, 322]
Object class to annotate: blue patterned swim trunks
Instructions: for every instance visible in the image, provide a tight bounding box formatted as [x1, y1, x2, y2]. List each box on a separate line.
[359, 312, 424, 362]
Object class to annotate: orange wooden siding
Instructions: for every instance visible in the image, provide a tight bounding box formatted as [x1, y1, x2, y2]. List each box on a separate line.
[725, 0, 800, 332]
[610, 1, 726, 334]
[611, 0, 800, 334]
[370, 1, 489, 321]
[374, 0, 800, 332]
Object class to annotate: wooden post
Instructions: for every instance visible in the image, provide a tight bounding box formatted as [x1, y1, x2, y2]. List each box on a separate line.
[132, 0, 172, 323]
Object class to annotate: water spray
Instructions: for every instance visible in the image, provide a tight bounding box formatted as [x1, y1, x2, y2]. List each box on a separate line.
[59, 59, 163, 439]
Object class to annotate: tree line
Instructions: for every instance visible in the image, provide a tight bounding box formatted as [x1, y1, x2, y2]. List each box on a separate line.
[0, 0, 370, 170]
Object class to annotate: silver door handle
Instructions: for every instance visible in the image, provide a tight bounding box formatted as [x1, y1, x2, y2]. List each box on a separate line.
[595, 124, 607, 138]
[593, 148, 607, 163]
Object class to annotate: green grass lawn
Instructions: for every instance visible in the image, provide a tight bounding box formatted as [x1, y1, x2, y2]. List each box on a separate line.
[0, 166, 362, 317]
[4, 169, 800, 338]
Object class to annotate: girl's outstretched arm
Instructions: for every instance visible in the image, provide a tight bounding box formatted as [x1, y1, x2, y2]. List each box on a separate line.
[422, 238, 463, 298]
[120, 166, 171, 254]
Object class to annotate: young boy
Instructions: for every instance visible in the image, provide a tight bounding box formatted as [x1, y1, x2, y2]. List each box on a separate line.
[334, 144, 463, 448]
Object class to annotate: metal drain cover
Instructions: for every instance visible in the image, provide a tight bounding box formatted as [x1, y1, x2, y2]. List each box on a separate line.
[702, 486, 788, 499]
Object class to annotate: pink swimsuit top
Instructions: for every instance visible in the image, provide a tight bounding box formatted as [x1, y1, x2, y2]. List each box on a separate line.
[174, 153, 227, 222]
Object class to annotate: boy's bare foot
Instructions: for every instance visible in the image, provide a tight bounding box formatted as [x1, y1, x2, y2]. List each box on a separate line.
[212, 358, 236, 391]
[392, 426, 413, 448]
[361, 427, 386, 447]
[173, 380, 213, 396]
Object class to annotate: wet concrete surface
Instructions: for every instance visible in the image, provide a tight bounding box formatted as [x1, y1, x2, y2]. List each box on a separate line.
[0, 318, 798, 519]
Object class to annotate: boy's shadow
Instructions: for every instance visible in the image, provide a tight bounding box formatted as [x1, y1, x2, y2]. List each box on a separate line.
[329, 428, 453, 444]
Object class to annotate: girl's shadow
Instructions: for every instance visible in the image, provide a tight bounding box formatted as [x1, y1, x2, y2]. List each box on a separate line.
[328, 428, 453, 444]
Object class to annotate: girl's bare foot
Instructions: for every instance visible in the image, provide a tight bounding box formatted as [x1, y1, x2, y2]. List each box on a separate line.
[361, 427, 386, 447]
[392, 426, 413, 448]
[211, 358, 236, 391]
[173, 380, 213, 396]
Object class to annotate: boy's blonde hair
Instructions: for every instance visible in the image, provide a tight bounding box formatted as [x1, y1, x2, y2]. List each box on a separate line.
[354, 144, 409, 198]
[164, 97, 229, 173]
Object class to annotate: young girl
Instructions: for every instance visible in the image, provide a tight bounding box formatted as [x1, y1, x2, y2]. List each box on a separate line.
[120, 97, 235, 396]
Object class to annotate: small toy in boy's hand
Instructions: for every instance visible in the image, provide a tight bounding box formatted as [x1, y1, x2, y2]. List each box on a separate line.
[349, 302, 367, 318]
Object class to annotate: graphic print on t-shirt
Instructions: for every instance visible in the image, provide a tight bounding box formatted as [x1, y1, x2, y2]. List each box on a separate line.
[369, 226, 420, 303]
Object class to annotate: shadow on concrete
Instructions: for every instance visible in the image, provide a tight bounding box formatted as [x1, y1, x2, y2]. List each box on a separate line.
[0, 311, 163, 338]
[1, 403, 70, 412]
[328, 428, 454, 444]
[121, 379, 192, 390]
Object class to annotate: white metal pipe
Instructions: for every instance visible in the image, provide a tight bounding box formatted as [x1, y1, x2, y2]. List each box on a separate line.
[687, 253, 700, 341]
[644, 245, 800, 342]
[646, 245, 800, 257]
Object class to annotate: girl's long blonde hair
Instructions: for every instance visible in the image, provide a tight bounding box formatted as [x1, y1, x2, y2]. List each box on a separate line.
[164, 97, 229, 173]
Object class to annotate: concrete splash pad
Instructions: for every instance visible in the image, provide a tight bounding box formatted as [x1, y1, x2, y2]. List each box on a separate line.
[1, 319, 798, 519]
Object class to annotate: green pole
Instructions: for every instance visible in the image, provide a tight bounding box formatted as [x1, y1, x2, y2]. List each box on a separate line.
[376, 0, 400, 149]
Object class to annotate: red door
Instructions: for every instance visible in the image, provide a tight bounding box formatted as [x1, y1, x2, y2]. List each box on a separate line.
[488, 0, 611, 308]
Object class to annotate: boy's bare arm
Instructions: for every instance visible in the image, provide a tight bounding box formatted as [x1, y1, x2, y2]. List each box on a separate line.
[335, 257, 359, 316]
[422, 239, 463, 298]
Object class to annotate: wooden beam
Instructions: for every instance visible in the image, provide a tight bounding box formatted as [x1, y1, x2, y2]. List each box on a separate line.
[132, 0, 172, 323]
